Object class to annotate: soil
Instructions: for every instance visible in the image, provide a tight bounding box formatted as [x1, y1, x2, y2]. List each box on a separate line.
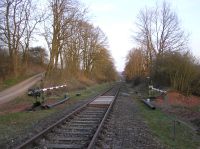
[0, 89, 67, 114]
[95, 83, 166, 149]
[154, 91, 200, 132]
[156, 91, 200, 107]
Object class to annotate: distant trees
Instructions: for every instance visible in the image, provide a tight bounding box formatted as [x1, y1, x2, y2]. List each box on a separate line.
[124, 48, 146, 80]
[91, 47, 117, 82]
[125, 1, 200, 95]
[28, 47, 48, 65]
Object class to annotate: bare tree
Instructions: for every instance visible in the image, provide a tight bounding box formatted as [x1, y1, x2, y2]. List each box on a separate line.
[42, 0, 117, 82]
[134, 1, 188, 71]
[0, 0, 30, 75]
[154, 2, 188, 55]
[43, 0, 85, 77]
[135, 7, 155, 70]
[80, 25, 108, 76]
[0, 0, 44, 76]
[20, 2, 45, 69]
[62, 20, 108, 78]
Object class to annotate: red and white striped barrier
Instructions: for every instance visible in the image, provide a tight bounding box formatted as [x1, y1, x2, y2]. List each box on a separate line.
[41, 84, 67, 92]
[28, 84, 67, 97]
[149, 85, 166, 93]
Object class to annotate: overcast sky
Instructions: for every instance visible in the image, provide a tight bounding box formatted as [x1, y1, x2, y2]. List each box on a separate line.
[82, 0, 200, 71]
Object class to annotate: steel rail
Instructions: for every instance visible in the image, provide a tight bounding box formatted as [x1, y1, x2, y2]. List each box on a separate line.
[87, 84, 121, 149]
[15, 86, 114, 149]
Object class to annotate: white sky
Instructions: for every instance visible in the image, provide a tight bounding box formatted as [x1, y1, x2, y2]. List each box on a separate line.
[82, 0, 200, 71]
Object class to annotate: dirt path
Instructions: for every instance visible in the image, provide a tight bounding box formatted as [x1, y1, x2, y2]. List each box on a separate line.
[0, 73, 43, 105]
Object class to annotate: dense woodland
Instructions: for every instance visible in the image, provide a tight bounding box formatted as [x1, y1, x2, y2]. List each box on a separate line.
[0, 0, 117, 85]
[124, 2, 200, 96]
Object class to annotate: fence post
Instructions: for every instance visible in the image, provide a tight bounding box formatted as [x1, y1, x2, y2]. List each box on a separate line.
[173, 120, 176, 141]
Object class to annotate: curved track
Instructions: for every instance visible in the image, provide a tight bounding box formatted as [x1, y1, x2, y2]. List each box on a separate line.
[16, 84, 120, 149]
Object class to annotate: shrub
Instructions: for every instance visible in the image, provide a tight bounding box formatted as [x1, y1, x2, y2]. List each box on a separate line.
[151, 52, 198, 95]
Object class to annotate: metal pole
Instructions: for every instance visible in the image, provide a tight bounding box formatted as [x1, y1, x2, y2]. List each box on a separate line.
[173, 120, 176, 141]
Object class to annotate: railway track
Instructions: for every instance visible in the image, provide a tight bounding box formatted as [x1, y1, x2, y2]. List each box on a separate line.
[16, 84, 120, 149]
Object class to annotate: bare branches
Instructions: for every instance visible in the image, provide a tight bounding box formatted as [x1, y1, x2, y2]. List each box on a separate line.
[0, 0, 46, 75]
[0, 0, 117, 81]
[43, 0, 116, 82]
[0, 0, 32, 75]
[134, 1, 188, 70]
[127, 1, 198, 94]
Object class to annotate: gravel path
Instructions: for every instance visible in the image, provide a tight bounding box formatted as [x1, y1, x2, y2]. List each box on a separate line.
[0, 73, 43, 105]
[95, 83, 166, 149]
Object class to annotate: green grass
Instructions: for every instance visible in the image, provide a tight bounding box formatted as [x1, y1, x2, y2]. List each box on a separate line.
[137, 101, 200, 149]
[0, 110, 55, 143]
[0, 82, 111, 145]
[0, 74, 34, 91]
[4, 78, 18, 86]
[68, 82, 111, 100]
[190, 105, 200, 113]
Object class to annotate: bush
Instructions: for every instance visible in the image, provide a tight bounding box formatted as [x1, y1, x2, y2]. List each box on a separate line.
[132, 76, 142, 86]
[151, 56, 171, 87]
[151, 52, 199, 95]
[191, 66, 200, 96]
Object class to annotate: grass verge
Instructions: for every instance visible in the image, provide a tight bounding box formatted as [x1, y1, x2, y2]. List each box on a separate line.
[0, 110, 55, 143]
[0, 74, 37, 91]
[137, 100, 200, 149]
[68, 82, 112, 100]
[0, 82, 111, 146]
